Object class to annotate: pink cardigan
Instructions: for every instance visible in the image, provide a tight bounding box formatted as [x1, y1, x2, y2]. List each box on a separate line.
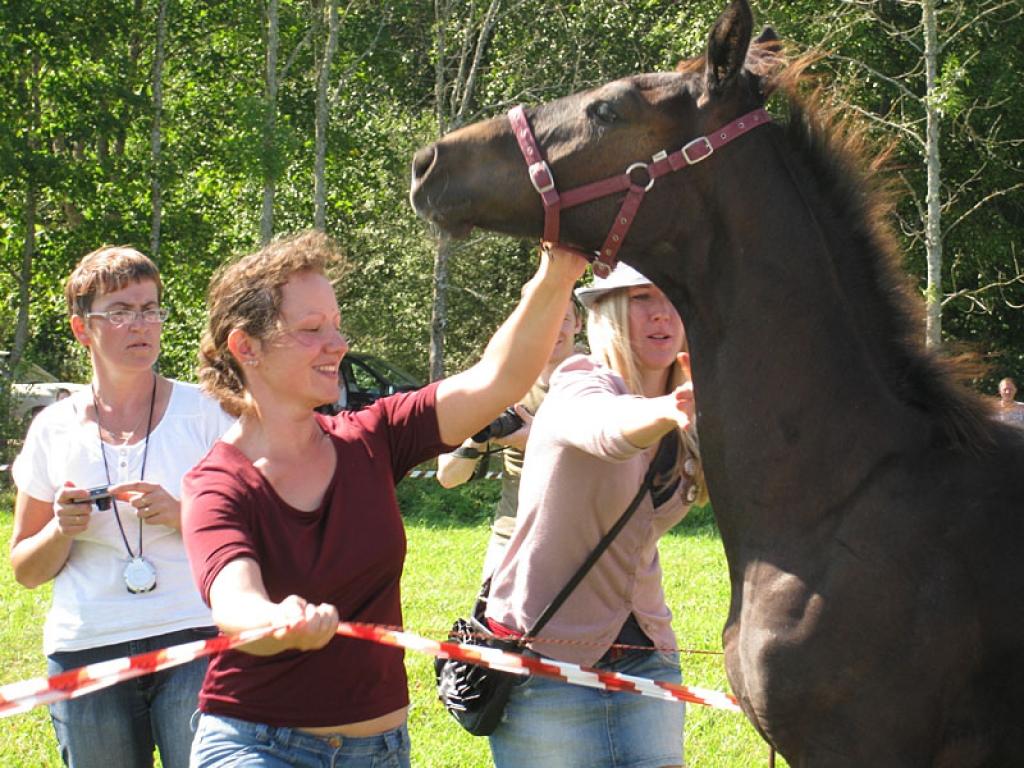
[486, 355, 695, 666]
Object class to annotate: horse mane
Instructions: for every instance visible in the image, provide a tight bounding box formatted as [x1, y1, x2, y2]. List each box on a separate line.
[681, 43, 996, 453]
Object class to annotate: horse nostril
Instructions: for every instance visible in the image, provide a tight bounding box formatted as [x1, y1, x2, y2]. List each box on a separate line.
[411, 145, 437, 185]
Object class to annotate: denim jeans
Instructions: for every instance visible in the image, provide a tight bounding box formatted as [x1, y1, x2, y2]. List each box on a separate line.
[489, 650, 685, 768]
[47, 626, 216, 768]
[190, 713, 412, 768]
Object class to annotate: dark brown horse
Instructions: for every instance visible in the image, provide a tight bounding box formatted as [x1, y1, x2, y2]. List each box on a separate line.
[409, 1, 1024, 765]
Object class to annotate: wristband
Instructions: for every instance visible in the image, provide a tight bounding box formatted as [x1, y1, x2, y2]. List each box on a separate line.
[452, 445, 484, 460]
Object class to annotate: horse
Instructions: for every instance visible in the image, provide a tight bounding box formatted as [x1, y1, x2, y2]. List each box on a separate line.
[409, 1, 1024, 765]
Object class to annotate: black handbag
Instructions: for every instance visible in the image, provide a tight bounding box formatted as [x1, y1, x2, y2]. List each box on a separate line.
[434, 436, 673, 736]
[433, 579, 520, 736]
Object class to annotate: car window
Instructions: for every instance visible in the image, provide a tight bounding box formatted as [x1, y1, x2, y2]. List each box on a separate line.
[360, 356, 420, 388]
[346, 359, 384, 395]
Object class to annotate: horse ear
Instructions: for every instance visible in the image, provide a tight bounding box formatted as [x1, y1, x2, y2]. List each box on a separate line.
[705, 0, 754, 97]
[754, 26, 780, 48]
[749, 25, 784, 96]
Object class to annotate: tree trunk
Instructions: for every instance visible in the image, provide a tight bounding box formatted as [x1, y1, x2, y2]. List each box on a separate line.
[261, 0, 279, 245]
[433, 0, 449, 136]
[922, 0, 943, 348]
[314, 0, 339, 231]
[150, 0, 168, 261]
[12, 53, 41, 374]
[14, 183, 36, 372]
[427, 0, 502, 376]
[456, 0, 501, 125]
[429, 232, 452, 381]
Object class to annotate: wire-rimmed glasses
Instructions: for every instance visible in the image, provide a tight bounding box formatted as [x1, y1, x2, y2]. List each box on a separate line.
[85, 308, 170, 327]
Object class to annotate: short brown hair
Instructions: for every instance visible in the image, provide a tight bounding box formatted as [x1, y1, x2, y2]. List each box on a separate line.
[65, 246, 163, 316]
[198, 230, 346, 416]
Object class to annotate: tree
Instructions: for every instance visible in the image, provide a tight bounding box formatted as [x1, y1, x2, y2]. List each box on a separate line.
[261, 0, 280, 244]
[0, 0, 1019, 421]
[313, 0, 340, 231]
[313, 0, 386, 231]
[759, 0, 1024, 351]
[150, 0, 168, 260]
[423, 0, 503, 380]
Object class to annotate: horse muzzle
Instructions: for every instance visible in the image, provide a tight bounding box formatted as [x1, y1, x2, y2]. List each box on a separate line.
[408, 143, 480, 238]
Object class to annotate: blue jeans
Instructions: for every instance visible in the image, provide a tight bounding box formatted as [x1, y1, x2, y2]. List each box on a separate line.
[190, 713, 412, 768]
[47, 626, 216, 768]
[489, 650, 685, 768]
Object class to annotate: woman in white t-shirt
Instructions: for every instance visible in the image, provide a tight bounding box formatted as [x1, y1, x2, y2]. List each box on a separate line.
[10, 246, 234, 768]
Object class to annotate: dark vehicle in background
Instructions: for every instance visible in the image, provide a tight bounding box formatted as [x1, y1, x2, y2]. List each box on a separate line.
[316, 353, 423, 415]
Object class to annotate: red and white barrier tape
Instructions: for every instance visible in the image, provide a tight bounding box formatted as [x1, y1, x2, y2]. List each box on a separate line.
[0, 621, 740, 719]
[338, 622, 741, 712]
[0, 624, 279, 719]
[406, 469, 503, 479]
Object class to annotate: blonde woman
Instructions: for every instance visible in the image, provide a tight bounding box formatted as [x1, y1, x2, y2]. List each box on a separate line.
[485, 262, 703, 768]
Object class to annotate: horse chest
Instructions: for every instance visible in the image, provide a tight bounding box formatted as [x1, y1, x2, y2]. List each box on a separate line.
[724, 563, 820, 709]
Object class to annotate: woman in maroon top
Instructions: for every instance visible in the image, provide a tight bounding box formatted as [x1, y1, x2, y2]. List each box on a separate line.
[181, 230, 586, 767]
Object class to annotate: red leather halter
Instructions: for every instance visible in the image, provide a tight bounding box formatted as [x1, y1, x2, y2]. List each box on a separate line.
[508, 104, 771, 276]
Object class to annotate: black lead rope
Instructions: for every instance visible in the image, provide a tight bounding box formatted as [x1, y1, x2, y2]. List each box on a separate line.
[94, 374, 157, 560]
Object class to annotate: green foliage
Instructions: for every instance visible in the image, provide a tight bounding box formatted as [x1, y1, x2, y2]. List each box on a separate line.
[397, 471, 500, 526]
[0, 0, 1021, 394]
[0, 490, 55, 767]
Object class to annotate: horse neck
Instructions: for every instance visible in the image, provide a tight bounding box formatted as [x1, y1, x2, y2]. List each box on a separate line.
[650, 138, 927, 544]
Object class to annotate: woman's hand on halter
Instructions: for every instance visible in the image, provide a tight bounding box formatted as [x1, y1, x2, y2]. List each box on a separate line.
[110, 480, 182, 530]
[270, 594, 340, 651]
[538, 242, 591, 286]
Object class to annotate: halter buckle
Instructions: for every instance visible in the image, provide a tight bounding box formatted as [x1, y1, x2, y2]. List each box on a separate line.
[682, 136, 714, 165]
[528, 161, 556, 195]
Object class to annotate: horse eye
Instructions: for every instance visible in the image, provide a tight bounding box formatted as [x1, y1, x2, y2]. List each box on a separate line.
[589, 101, 618, 125]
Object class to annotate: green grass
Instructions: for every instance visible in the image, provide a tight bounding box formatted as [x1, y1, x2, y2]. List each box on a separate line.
[0, 483, 782, 767]
[1, 490, 57, 767]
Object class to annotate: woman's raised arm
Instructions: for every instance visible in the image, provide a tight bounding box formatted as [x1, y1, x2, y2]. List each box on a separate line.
[435, 245, 587, 445]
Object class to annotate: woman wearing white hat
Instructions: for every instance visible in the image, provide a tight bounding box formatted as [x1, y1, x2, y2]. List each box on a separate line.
[485, 262, 703, 768]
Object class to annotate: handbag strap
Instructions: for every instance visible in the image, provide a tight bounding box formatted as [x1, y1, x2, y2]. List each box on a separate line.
[521, 433, 675, 643]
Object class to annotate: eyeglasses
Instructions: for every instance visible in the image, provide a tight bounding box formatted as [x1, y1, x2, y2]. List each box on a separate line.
[85, 308, 170, 327]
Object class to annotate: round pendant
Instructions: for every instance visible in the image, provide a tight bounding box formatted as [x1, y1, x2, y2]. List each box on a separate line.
[124, 556, 157, 594]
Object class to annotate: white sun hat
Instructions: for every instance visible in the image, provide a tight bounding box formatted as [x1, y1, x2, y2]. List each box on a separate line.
[574, 262, 653, 310]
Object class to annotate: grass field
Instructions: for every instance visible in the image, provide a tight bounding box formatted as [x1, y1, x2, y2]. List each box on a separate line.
[0, 482, 782, 767]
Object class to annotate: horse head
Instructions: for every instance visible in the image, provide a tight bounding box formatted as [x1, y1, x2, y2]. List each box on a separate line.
[410, 0, 780, 287]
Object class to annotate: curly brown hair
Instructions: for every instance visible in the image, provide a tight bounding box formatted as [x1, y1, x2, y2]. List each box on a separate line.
[198, 230, 347, 417]
[65, 246, 162, 317]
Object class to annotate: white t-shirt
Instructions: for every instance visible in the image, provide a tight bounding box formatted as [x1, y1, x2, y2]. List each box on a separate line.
[13, 380, 235, 654]
[995, 400, 1024, 426]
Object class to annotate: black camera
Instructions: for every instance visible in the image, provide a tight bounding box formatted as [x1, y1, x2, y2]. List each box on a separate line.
[471, 407, 525, 443]
[70, 486, 113, 511]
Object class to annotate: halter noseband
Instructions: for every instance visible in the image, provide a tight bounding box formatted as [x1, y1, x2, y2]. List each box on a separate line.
[508, 104, 771, 276]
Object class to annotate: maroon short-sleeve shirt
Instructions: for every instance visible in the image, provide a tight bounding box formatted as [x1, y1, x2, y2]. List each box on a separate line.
[182, 382, 449, 727]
